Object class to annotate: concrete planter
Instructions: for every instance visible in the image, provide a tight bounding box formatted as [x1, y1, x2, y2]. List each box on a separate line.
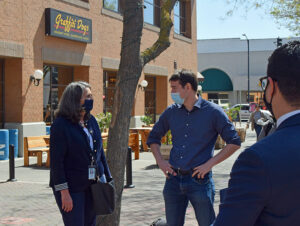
[236, 128, 247, 142]
[215, 135, 225, 149]
[160, 144, 172, 160]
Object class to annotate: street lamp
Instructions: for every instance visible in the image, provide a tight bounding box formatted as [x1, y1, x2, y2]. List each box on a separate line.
[242, 33, 250, 103]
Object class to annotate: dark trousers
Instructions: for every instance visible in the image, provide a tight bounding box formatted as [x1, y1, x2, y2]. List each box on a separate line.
[53, 188, 96, 226]
[254, 123, 262, 138]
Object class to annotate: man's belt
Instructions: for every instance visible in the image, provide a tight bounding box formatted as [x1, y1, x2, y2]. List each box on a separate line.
[172, 168, 193, 175]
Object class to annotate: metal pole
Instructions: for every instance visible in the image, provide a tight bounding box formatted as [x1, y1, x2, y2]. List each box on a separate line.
[247, 39, 250, 103]
[124, 147, 135, 188]
[7, 144, 17, 182]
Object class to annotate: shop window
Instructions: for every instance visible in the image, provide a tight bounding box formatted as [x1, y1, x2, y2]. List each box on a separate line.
[103, 71, 117, 113]
[144, 0, 161, 27]
[174, 1, 191, 38]
[145, 76, 156, 123]
[43, 65, 73, 124]
[103, 0, 124, 14]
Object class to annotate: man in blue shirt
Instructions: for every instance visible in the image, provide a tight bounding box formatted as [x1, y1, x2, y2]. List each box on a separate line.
[147, 70, 241, 226]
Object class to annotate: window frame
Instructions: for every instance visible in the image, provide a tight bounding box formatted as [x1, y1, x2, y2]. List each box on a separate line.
[174, 1, 191, 38]
[103, 0, 123, 14]
[144, 0, 161, 27]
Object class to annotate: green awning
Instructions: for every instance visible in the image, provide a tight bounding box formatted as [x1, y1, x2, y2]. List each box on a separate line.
[201, 69, 233, 91]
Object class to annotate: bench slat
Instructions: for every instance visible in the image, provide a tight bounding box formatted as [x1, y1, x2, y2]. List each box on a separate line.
[24, 136, 50, 167]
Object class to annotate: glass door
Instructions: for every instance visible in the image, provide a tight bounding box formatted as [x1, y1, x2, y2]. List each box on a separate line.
[43, 65, 73, 124]
[145, 76, 156, 123]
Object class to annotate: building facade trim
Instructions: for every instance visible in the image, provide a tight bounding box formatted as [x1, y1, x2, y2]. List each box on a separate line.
[144, 23, 160, 33]
[101, 8, 123, 21]
[0, 41, 24, 58]
[57, 0, 90, 10]
[42, 47, 90, 66]
[102, 57, 120, 70]
[174, 33, 192, 44]
[144, 64, 168, 76]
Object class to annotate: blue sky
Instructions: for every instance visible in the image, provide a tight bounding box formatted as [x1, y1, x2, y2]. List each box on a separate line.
[197, 0, 296, 40]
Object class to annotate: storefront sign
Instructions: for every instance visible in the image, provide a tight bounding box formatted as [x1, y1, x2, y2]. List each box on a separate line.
[45, 8, 92, 43]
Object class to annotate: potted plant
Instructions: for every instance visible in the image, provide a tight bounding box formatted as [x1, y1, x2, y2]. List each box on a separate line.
[140, 115, 153, 126]
[95, 112, 112, 133]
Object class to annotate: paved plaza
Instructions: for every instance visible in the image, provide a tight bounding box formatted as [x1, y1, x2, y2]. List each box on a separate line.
[0, 127, 256, 226]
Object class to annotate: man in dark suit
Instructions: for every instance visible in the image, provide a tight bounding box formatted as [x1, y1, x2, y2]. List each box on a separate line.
[214, 40, 300, 226]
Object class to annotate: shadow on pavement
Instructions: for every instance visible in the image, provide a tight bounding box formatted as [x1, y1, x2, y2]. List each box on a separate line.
[144, 164, 159, 170]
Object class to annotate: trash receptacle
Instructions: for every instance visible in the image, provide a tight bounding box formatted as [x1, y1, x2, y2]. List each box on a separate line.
[9, 129, 18, 158]
[46, 126, 51, 135]
[0, 129, 9, 160]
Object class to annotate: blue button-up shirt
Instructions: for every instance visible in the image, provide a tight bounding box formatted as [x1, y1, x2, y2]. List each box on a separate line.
[147, 98, 241, 170]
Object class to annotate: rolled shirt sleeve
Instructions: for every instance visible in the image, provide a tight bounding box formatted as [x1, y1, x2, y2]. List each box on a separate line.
[213, 107, 241, 146]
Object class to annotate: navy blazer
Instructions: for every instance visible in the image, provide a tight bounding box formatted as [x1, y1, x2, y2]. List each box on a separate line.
[49, 115, 111, 193]
[215, 113, 300, 226]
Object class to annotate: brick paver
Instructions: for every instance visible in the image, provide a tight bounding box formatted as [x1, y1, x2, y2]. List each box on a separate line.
[0, 127, 256, 225]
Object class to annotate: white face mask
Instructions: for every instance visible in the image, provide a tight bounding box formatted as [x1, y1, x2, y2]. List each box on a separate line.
[171, 92, 184, 105]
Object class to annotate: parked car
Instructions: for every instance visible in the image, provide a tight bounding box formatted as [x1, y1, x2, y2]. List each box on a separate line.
[208, 99, 230, 109]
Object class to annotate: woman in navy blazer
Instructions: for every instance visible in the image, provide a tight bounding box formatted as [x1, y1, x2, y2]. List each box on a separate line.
[50, 81, 112, 226]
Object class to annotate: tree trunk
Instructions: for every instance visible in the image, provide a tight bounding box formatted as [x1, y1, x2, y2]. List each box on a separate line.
[97, 1, 143, 225]
[97, 1, 177, 225]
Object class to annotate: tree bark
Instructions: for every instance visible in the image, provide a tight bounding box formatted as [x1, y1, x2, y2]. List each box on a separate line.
[97, 1, 177, 225]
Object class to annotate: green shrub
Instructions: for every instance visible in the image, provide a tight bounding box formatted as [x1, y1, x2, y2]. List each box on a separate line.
[141, 115, 153, 126]
[227, 106, 241, 121]
[95, 112, 112, 132]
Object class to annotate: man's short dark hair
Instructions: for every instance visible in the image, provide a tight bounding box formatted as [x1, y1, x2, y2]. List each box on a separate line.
[267, 40, 300, 105]
[169, 69, 198, 92]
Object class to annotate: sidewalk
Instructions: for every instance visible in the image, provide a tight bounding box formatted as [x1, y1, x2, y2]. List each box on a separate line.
[0, 128, 256, 226]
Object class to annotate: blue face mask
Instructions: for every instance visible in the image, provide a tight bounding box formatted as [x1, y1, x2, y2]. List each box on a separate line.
[171, 93, 184, 105]
[82, 99, 93, 113]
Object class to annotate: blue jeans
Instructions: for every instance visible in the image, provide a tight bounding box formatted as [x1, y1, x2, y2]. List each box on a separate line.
[254, 123, 262, 138]
[163, 172, 215, 226]
[53, 188, 96, 226]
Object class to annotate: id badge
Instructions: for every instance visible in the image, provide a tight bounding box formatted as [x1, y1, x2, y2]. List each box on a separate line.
[88, 165, 96, 180]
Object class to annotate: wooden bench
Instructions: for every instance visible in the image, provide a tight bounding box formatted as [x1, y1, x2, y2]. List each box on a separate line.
[24, 135, 50, 167]
[128, 133, 139, 160]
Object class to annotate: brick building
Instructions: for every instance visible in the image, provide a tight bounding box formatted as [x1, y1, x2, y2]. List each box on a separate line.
[0, 0, 197, 156]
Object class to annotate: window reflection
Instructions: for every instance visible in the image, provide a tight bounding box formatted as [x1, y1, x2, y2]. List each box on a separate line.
[144, 0, 154, 24]
[144, 0, 160, 27]
[103, 0, 119, 12]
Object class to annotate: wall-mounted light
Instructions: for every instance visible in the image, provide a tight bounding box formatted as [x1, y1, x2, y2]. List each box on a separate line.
[174, 60, 177, 70]
[30, 69, 43, 86]
[138, 80, 148, 91]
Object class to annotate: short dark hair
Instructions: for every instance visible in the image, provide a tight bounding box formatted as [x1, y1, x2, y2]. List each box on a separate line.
[55, 81, 91, 123]
[169, 69, 198, 92]
[267, 40, 300, 105]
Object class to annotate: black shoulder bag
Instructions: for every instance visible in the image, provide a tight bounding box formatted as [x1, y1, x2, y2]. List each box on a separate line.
[90, 175, 115, 215]
[85, 124, 115, 216]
